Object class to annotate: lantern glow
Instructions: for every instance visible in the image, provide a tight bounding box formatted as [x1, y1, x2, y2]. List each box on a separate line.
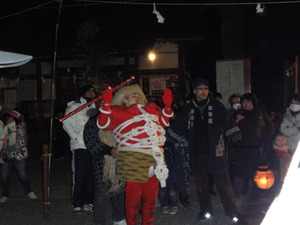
[254, 166, 275, 189]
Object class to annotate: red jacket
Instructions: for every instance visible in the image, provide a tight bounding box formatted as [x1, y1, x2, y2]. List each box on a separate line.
[97, 103, 173, 149]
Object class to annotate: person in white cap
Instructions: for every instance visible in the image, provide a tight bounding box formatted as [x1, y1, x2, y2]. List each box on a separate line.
[0, 110, 37, 203]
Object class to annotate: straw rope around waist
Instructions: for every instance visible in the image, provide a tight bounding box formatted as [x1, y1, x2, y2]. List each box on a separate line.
[117, 146, 157, 156]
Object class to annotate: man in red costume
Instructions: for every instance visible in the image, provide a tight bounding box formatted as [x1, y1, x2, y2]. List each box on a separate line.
[97, 84, 173, 225]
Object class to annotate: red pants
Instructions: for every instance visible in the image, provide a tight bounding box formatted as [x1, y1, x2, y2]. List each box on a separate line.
[125, 176, 159, 225]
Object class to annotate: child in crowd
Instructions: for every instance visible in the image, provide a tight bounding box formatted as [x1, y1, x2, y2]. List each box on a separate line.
[272, 133, 291, 184]
[158, 140, 179, 215]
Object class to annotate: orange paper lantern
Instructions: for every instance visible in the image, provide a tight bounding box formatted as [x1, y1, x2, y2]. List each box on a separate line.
[254, 166, 275, 189]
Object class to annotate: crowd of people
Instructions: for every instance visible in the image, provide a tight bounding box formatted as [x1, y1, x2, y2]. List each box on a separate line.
[1, 77, 300, 225]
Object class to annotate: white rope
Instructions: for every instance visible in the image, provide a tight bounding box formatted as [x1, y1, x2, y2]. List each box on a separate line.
[97, 117, 110, 129]
[151, 146, 169, 187]
[113, 105, 168, 187]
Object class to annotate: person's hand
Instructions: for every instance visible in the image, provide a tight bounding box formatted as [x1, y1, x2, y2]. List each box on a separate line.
[110, 148, 117, 158]
[295, 113, 300, 125]
[229, 132, 241, 145]
[101, 89, 112, 106]
[162, 89, 173, 109]
[236, 114, 245, 122]
[95, 98, 103, 109]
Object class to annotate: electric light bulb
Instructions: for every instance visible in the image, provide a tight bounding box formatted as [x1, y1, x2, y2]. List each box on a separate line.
[148, 53, 156, 61]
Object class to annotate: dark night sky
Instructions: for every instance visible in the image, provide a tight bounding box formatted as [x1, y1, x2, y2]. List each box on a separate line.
[1, 1, 300, 111]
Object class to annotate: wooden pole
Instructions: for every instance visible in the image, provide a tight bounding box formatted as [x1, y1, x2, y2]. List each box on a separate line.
[295, 56, 299, 94]
[41, 144, 51, 220]
[42, 0, 63, 220]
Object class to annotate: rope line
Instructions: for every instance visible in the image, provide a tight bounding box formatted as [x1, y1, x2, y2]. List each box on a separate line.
[59, 76, 134, 122]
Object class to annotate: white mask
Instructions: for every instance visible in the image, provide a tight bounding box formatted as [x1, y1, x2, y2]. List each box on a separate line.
[232, 103, 241, 111]
[289, 104, 300, 112]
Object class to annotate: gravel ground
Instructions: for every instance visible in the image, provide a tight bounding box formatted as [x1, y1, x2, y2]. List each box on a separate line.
[0, 155, 274, 225]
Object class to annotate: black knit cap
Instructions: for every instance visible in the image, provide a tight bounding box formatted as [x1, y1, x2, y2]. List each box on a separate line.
[192, 78, 210, 90]
[79, 84, 96, 96]
[290, 93, 300, 103]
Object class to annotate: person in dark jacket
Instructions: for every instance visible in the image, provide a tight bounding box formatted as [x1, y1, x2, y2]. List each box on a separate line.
[167, 78, 247, 224]
[233, 93, 274, 201]
[83, 112, 126, 225]
[227, 93, 242, 183]
[172, 135, 191, 207]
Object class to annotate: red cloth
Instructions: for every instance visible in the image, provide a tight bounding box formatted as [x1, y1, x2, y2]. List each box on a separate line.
[125, 176, 159, 225]
[97, 103, 172, 148]
[273, 145, 291, 161]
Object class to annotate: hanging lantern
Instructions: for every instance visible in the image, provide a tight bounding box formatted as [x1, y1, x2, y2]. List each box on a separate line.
[254, 166, 275, 189]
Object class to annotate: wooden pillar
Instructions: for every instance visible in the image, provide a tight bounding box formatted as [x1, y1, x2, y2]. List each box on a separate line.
[41, 144, 51, 220]
[295, 56, 299, 94]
